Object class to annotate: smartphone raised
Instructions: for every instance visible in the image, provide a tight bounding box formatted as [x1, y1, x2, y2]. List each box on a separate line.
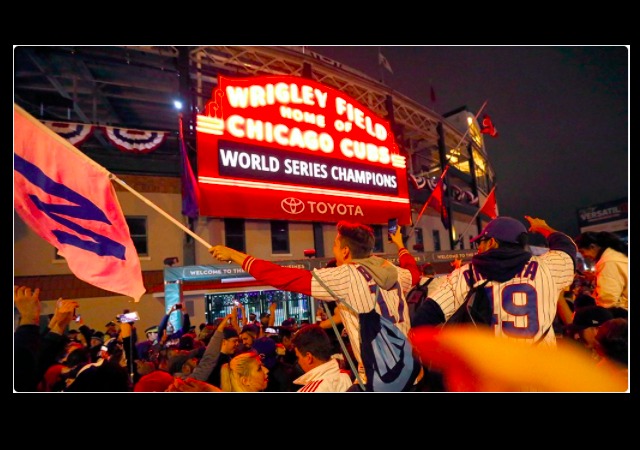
[388, 218, 398, 242]
[117, 311, 140, 323]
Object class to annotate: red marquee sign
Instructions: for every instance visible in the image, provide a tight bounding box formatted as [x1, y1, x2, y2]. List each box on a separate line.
[196, 75, 411, 224]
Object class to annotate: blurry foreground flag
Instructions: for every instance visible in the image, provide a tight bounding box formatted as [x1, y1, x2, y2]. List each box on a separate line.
[378, 50, 394, 74]
[478, 185, 498, 219]
[179, 115, 199, 220]
[480, 114, 498, 137]
[14, 104, 146, 302]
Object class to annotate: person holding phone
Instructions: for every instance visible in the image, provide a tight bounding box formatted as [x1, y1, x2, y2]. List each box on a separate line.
[209, 220, 421, 391]
[157, 302, 191, 349]
[387, 218, 398, 242]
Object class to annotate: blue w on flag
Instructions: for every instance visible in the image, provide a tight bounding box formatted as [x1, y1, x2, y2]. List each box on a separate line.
[14, 104, 145, 301]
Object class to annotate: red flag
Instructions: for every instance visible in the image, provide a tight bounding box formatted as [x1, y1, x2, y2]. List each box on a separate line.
[480, 114, 498, 138]
[14, 105, 146, 302]
[416, 166, 450, 229]
[479, 186, 498, 219]
[429, 176, 451, 229]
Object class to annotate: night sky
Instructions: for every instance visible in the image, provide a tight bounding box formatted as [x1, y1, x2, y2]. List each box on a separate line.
[308, 46, 629, 239]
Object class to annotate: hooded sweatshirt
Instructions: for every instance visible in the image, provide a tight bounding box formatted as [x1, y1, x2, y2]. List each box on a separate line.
[595, 247, 628, 309]
[241, 248, 420, 369]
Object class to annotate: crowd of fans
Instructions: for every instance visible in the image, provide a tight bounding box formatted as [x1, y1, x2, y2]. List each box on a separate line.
[14, 221, 628, 393]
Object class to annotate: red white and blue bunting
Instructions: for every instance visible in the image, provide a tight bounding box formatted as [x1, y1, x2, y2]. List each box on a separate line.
[409, 173, 479, 206]
[41, 121, 94, 146]
[102, 126, 168, 153]
[40, 120, 169, 153]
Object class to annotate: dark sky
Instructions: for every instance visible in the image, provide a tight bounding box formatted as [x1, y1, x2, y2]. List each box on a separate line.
[307, 46, 629, 238]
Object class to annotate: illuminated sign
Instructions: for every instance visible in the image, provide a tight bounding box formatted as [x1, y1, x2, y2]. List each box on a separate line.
[196, 75, 411, 224]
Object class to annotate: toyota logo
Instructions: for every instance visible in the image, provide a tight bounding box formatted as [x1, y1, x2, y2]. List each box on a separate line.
[281, 197, 305, 215]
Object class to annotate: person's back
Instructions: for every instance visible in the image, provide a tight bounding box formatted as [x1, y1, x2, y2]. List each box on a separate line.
[413, 216, 576, 346]
[313, 261, 414, 359]
[209, 220, 421, 390]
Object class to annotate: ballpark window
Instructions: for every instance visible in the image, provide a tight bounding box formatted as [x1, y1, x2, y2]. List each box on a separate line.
[225, 219, 246, 252]
[313, 223, 325, 257]
[271, 220, 289, 254]
[126, 216, 148, 256]
[433, 230, 441, 252]
[413, 228, 424, 252]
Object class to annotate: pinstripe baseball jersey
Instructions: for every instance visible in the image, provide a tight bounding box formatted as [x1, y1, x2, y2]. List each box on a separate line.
[241, 248, 420, 369]
[429, 249, 575, 346]
[311, 259, 415, 367]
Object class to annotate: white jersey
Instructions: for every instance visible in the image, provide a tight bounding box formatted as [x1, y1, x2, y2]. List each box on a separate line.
[311, 263, 414, 366]
[429, 251, 575, 346]
[294, 358, 353, 392]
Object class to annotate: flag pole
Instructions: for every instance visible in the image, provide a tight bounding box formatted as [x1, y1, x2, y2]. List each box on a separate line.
[452, 99, 488, 151]
[409, 164, 450, 236]
[454, 185, 496, 246]
[110, 174, 212, 249]
[377, 46, 384, 84]
[454, 204, 483, 246]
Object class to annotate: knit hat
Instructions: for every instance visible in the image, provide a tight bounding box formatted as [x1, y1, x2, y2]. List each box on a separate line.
[134, 371, 175, 392]
[91, 331, 105, 344]
[470, 216, 527, 244]
[252, 337, 277, 370]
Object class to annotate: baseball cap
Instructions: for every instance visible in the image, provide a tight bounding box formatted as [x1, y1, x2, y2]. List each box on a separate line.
[470, 216, 527, 244]
[105, 321, 116, 327]
[252, 337, 277, 370]
[145, 325, 159, 334]
[568, 306, 614, 333]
